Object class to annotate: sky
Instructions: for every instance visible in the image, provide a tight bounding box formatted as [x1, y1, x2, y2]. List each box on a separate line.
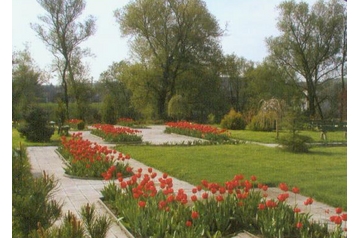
[11, 0, 322, 85]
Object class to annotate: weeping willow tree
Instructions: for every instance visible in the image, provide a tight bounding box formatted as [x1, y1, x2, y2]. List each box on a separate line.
[255, 98, 285, 139]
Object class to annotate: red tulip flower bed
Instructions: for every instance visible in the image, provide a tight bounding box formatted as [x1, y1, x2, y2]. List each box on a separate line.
[117, 117, 135, 127]
[91, 124, 142, 143]
[165, 121, 230, 142]
[58, 132, 132, 178]
[101, 171, 347, 238]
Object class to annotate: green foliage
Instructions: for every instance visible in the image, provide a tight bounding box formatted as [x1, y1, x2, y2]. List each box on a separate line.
[115, 0, 224, 119]
[12, 145, 62, 237]
[12, 46, 44, 122]
[80, 203, 111, 238]
[168, 95, 190, 120]
[17, 107, 55, 142]
[56, 99, 67, 125]
[248, 111, 276, 131]
[77, 120, 85, 130]
[32, 203, 111, 238]
[101, 95, 117, 124]
[207, 113, 216, 124]
[266, 0, 346, 118]
[220, 109, 246, 130]
[278, 133, 313, 153]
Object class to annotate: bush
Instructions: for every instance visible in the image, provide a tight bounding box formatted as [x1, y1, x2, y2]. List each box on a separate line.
[17, 107, 55, 142]
[220, 109, 246, 130]
[77, 120, 85, 130]
[12, 145, 62, 237]
[278, 134, 313, 153]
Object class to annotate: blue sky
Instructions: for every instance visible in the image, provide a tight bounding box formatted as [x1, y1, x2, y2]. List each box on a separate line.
[12, 0, 322, 85]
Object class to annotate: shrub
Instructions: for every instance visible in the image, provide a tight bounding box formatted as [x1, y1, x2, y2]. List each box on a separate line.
[220, 109, 246, 130]
[278, 133, 313, 153]
[17, 107, 55, 142]
[12, 145, 62, 237]
[77, 120, 85, 130]
[31, 203, 111, 238]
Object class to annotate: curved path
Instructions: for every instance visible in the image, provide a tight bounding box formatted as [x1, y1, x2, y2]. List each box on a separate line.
[27, 126, 341, 238]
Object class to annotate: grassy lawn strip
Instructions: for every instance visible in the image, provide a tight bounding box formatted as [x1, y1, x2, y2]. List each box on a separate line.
[12, 128, 62, 147]
[228, 129, 347, 144]
[116, 144, 347, 210]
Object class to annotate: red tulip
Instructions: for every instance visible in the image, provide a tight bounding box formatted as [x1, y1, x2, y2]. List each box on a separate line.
[191, 211, 199, 219]
[335, 207, 343, 214]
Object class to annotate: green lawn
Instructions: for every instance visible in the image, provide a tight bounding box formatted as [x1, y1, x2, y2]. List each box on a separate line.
[116, 144, 347, 210]
[12, 127, 63, 147]
[228, 129, 347, 144]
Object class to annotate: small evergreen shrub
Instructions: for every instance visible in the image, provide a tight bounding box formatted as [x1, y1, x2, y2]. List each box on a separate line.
[12, 145, 62, 237]
[220, 109, 246, 130]
[77, 120, 85, 130]
[17, 107, 55, 142]
[278, 134, 313, 153]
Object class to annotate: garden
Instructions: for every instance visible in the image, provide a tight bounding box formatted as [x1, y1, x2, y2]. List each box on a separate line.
[12, 112, 347, 237]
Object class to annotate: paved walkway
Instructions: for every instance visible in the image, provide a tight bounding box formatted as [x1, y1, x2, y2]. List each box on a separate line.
[27, 125, 342, 238]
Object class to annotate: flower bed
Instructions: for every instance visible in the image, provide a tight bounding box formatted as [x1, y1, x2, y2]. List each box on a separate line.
[117, 117, 135, 127]
[91, 124, 142, 143]
[58, 132, 133, 178]
[101, 170, 347, 238]
[66, 118, 85, 130]
[165, 121, 230, 142]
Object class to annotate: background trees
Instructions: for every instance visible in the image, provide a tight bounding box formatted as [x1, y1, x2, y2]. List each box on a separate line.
[14, 0, 346, 125]
[98, 61, 134, 124]
[31, 0, 96, 121]
[115, 0, 224, 119]
[266, 0, 346, 120]
[12, 47, 45, 121]
[221, 54, 255, 113]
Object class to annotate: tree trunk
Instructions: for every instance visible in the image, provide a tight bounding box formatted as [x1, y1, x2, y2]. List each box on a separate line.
[61, 62, 69, 121]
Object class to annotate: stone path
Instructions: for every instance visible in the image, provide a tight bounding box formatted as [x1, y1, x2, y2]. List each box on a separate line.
[27, 125, 343, 238]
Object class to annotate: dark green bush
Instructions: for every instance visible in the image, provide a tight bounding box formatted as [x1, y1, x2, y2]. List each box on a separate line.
[278, 134, 313, 153]
[17, 107, 55, 142]
[77, 121, 85, 130]
[220, 109, 246, 130]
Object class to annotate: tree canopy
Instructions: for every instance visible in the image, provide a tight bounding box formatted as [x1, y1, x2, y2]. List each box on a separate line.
[115, 0, 224, 119]
[266, 0, 346, 119]
[31, 0, 96, 120]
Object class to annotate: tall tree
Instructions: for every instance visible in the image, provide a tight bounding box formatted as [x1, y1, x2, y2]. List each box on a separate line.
[115, 0, 224, 119]
[266, 0, 346, 119]
[31, 0, 96, 120]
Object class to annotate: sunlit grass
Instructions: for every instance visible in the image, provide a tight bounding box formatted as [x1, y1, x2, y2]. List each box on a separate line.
[228, 129, 347, 144]
[116, 144, 347, 210]
[12, 127, 63, 147]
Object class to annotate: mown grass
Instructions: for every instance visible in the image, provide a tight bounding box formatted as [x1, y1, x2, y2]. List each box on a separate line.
[228, 129, 347, 144]
[12, 127, 63, 147]
[116, 144, 347, 210]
